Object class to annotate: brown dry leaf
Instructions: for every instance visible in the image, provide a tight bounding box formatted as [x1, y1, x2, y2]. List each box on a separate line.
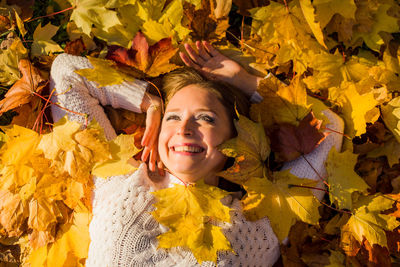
[269, 111, 328, 162]
[362, 239, 391, 267]
[106, 31, 179, 77]
[355, 157, 384, 192]
[64, 37, 86, 56]
[0, 190, 28, 237]
[0, 59, 46, 114]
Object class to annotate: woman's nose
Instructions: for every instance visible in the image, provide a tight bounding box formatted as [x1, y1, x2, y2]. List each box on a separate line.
[177, 119, 193, 136]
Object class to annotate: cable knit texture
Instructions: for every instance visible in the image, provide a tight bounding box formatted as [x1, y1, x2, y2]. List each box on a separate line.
[50, 54, 344, 267]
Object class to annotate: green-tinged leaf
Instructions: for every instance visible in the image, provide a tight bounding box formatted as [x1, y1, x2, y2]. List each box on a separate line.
[31, 23, 63, 56]
[325, 148, 369, 210]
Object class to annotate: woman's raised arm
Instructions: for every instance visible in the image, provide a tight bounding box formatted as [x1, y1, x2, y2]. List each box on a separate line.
[50, 53, 163, 173]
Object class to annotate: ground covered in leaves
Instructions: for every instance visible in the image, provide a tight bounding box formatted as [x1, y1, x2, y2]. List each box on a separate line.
[0, 0, 400, 266]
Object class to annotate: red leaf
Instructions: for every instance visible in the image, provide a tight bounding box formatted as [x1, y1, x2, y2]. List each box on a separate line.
[270, 111, 329, 162]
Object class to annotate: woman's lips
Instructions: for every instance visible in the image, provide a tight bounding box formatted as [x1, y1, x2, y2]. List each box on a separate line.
[171, 143, 205, 155]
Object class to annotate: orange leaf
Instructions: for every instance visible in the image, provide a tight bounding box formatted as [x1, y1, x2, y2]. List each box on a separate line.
[0, 59, 46, 114]
[64, 37, 86, 56]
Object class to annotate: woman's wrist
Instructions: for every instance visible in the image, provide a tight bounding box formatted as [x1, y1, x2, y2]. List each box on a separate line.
[233, 72, 263, 98]
[140, 93, 161, 112]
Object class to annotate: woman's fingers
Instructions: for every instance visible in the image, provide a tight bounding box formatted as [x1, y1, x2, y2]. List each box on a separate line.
[179, 52, 200, 70]
[203, 41, 220, 57]
[184, 43, 206, 65]
[196, 41, 211, 61]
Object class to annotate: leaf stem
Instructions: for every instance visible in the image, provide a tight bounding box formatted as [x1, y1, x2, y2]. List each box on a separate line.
[323, 126, 351, 140]
[27, 6, 76, 22]
[301, 154, 329, 186]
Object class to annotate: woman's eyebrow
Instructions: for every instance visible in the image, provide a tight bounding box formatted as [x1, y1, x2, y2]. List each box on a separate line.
[165, 108, 218, 115]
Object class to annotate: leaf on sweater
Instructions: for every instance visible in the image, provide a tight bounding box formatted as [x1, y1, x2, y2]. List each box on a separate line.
[241, 171, 321, 241]
[74, 56, 136, 87]
[106, 32, 179, 77]
[0, 59, 46, 114]
[31, 23, 63, 56]
[325, 148, 369, 210]
[217, 114, 270, 184]
[269, 111, 328, 162]
[152, 180, 232, 263]
[342, 194, 400, 249]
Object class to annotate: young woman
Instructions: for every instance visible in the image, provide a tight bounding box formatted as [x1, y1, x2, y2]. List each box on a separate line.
[50, 41, 343, 266]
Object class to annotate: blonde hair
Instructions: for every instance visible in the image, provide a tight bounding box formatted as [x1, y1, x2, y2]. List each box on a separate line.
[162, 67, 250, 119]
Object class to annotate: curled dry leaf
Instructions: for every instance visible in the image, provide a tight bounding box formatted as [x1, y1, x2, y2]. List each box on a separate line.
[0, 59, 46, 114]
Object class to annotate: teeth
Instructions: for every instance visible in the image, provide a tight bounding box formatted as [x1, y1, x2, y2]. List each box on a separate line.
[174, 146, 203, 153]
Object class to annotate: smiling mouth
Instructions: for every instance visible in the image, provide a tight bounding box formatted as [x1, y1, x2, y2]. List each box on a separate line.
[172, 145, 205, 153]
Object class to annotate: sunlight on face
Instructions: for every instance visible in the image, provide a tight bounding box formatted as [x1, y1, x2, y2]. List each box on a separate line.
[158, 84, 234, 185]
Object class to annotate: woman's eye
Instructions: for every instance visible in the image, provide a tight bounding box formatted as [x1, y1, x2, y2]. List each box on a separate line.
[198, 115, 215, 123]
[165, 115, 180, 121]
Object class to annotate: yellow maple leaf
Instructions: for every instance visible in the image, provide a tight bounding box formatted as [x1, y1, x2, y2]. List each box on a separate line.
[343, 194, 400, 248]
[351, 2, 400, 51]
[157, 215, 233, 264]
[325, 148, 369, 210]
[92, 134, 141, 178]
[333, 81, 379, 137]
[0, 37, 28, 86]
[241, 171, 321, 242]
[152, 180, 232, 263]
[381, 96, 400, 143]
[217, 114, 270, 184]
[29, 211, 91, 267]
[68, 0, 121, 36]
[74, 56, 136, 88]
[31, 23, 63, 56]
[37, 117, 81, 160]
[250, 75, 311, 128]
[303, 50, 373, 92]
[0, 124, 40, 165]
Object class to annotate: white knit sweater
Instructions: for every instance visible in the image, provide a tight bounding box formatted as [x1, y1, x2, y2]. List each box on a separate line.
[50, 53, 344, 267]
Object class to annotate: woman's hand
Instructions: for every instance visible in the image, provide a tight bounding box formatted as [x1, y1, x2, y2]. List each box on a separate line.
[140, 93, 165, 176]
[179, 41, 263, 97]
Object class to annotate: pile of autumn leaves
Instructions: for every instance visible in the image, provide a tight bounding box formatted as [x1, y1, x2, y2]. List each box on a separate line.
[0, 0, 400, 266]
[0, 117, 140, 265]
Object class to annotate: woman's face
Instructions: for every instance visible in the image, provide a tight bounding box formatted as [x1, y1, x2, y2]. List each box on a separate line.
[158, 84, 233, 185]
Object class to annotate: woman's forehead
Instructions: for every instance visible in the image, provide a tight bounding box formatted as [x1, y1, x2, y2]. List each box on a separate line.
[165, 84, 225, 112]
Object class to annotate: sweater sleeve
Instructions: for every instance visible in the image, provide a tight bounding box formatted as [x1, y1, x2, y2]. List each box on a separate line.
[50, 53, 148, 140]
